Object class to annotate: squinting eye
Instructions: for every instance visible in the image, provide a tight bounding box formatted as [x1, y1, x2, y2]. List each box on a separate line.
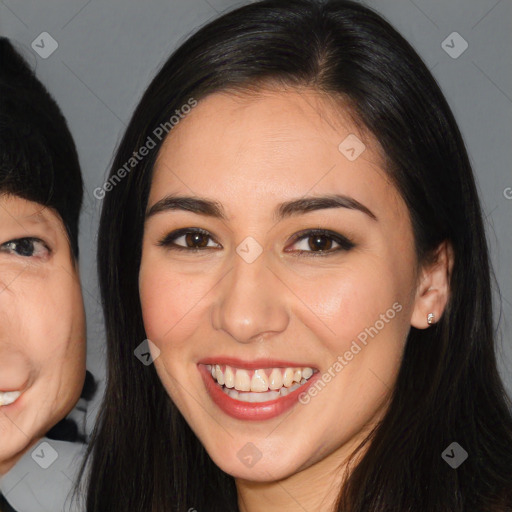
[286, 229, 355, 256]
[158, 228, 222, 251]
[0, 237, 51, 258]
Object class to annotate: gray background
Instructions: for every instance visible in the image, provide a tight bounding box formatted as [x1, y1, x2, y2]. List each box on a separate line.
[1, 0, 511, 505]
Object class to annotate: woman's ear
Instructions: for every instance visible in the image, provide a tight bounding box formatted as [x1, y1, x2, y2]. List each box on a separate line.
[411, 240, 454, 329]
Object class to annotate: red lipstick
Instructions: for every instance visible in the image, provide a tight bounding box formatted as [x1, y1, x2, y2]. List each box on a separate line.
[197, 363, 320, 421]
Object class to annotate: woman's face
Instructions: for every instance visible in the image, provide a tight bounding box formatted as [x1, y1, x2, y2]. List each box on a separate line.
[0, 195, 86, 474]
[139, 89, 422, 482]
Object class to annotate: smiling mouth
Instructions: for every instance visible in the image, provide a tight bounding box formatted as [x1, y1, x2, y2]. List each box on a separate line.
[0, 391, 21, 406]
[204, 364, 317, 403]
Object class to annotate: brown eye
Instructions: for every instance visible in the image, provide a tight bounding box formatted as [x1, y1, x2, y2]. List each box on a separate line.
[286, 229, 355, 256]
[158, 228, 221, 251]
[307, 234, 334, 251]
[184, 232, 210, 248]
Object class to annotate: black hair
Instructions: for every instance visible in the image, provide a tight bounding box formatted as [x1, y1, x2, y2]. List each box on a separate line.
[46, 370, 97, 443]
[0, 37, 83, 258]
[0, 37, 94, 442]
[82, 1, 512, 510]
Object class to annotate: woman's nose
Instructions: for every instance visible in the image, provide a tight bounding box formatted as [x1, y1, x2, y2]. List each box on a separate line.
[210, 247, 290, 344]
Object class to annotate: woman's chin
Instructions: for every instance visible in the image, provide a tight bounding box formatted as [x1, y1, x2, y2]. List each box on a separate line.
[206, 447, 302, 482]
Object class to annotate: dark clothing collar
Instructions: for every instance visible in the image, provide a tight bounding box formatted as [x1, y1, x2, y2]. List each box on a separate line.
[0, 492, 17, 512]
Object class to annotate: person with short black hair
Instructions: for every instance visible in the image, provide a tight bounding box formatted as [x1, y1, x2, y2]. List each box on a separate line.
[0, 37, 95, 512]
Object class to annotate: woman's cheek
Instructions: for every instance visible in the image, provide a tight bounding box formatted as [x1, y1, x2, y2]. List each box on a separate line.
[140, 271, 189, 345]
[293, 267, 385, 338]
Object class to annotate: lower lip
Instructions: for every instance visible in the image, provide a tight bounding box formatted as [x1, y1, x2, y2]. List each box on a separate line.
[198, 364, 319, 421]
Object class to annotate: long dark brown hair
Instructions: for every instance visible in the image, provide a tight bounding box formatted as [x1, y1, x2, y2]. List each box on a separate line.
[79, 1, 512, 510]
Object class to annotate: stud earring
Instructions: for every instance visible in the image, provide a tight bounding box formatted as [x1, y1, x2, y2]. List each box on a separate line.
[427, 313, 435, 325]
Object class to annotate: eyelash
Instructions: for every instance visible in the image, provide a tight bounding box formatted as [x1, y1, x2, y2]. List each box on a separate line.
[157, 228, 355, 257]
[0, 237, 51, 258]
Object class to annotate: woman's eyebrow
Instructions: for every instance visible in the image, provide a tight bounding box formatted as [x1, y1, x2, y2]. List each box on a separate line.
[276, 195, 377, 221]
[146, 194, 377, 222]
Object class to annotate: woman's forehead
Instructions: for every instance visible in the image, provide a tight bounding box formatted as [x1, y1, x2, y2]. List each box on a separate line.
[149, 89, 400, 224]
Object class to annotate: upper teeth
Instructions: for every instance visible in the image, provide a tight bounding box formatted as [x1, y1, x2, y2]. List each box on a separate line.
[207, 365, 314, 392]
[0, 391, 21, 406]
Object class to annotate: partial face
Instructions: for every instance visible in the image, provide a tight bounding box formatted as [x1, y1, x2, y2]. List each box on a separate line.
[0, 195, 86, 474]
[139, 89, 419, 481]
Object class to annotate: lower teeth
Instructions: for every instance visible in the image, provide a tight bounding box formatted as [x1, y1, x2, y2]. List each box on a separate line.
[220, 378, 307, 403]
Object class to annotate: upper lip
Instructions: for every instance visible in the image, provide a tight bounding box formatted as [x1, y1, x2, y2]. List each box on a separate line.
[0, 387, 26, 394]
[197, 357, 318, 370]
[0, 376, 32, 394]
[0, 384, 29, 393]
